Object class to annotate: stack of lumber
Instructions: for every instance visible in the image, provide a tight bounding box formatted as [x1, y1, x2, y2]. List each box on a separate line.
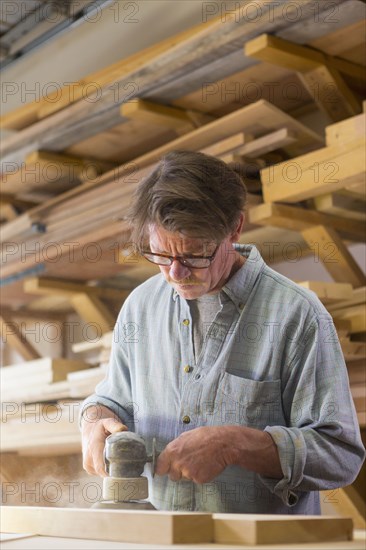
[72, 331, 113, 369]
[248, 109, 366, 290]
[0, 99, 323, 286]
[327, 287, 366, 427]
[295, 283, 365, 426]
[0, 401, 82, 456]
[0, 357, 109, 455]
[2, 0, 361, 167]
[0, 357, 103, 403]
[0, 152, 114, 205]
[297, 282, 366, 357]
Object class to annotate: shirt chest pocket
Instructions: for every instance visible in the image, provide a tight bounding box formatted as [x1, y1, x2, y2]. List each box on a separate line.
[214, 372, 285, 429]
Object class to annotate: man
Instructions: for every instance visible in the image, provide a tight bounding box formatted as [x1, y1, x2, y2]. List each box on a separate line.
[81, 150, 365, 513]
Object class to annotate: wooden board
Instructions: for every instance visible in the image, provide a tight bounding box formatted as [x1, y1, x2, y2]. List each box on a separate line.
[300, 225, 366, 288]
[0, 152, 110, 197]
[0, 0, 337, 162]
[213, 514, 353, 545]
[0, 507, 213, 545]
[261, 136, 366, 203]
[326, 113, 366, 146]
[0, 507, 354, 545]
[244, 33, 362, 122]
[297, 281, 353, 304]
[1, 357, 89, 381]
[313, 193, 366, 222]
[248, 202, 365, 242]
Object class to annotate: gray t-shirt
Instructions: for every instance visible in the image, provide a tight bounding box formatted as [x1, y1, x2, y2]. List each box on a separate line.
[188, 293, 222, 361]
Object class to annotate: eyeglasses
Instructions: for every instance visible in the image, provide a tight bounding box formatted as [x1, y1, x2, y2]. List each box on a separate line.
[141, 245, 219, 269]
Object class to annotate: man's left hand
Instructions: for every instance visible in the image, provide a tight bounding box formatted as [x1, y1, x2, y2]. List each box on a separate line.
[155, 426, 231, 483]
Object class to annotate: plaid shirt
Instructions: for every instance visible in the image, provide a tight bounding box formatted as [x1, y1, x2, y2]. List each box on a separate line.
[81, 245, 365, 513]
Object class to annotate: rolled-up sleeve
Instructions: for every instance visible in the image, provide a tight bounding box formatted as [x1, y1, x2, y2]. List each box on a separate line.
[260, 314, 365, 506]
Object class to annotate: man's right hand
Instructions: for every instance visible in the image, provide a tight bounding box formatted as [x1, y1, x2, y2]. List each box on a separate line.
[81, 405, 128, 477]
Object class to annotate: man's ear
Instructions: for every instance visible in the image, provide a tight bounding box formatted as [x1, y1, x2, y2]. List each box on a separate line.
[230, 212, 245, 242]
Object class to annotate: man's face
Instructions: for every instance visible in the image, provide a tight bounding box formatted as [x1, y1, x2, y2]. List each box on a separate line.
[148, 224, 240, 300]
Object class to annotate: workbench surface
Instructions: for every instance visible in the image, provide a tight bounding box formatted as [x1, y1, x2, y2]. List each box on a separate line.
[2, 531, 366, 550]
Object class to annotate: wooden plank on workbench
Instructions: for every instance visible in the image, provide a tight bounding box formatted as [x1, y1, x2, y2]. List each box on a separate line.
[322, 488, 366, 531]
[213, 513, 353, 545]
[0, 507, 213, 545]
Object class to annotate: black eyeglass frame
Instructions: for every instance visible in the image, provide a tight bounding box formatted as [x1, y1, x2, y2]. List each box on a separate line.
[141, 244, 220, 269]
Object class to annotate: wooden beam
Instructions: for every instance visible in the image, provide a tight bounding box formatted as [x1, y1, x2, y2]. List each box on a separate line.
[301, 225, 366, 288]
[0, 306, 67, 322]
[244, 33, 365, 79]
[327, 287, 366, 314]
[0, 101, 40, 131]
[200, 133, 246, 157]
[0, 193, 38, 210]
[261, 136, 366, 203]
[72, 331, 112, 354]
[248, 203, 366, 242]
[0, 15, 227, 131]
[24, 277, 129, 302]
[0, 507, 213, 545]
[296, 281, 353, 304]
[298, 65, 361, 122]
[244, 34, 362, 121]
[2, 1, 335, 160]
[339, 338, 366, 361]
[0, 311, 40, 361]
[314, 193, 366, 222]
[326, 113, 366, 146]
[70, 294, 115, 334]
[0, 202, 17, 223]
[232, 128, 297, 158]
[0, 151, 112, 196]
[331, 307, 366, 335]
[1, 357, 90, 385]
[121, 100, 196, 135]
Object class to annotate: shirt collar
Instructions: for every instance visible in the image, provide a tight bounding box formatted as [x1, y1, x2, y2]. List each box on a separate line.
[171, 244, 265, 309]
[222, 244, 265, 313]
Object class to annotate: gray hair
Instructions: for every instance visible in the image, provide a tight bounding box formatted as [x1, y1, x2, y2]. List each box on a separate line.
[126, 150, 247, 250]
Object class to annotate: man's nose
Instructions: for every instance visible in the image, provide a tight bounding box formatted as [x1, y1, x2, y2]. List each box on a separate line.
[169, 259, 191, 280]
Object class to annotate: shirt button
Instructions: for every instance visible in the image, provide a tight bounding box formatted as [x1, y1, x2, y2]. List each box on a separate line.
[183, 365, 192, 373]
[182, 415, 191, 424]
[239, 302, 244, 310]
[182, 319, 190, 326]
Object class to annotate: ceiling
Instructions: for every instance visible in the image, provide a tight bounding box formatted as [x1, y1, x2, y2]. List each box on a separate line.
[0, 0, 112, 69]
